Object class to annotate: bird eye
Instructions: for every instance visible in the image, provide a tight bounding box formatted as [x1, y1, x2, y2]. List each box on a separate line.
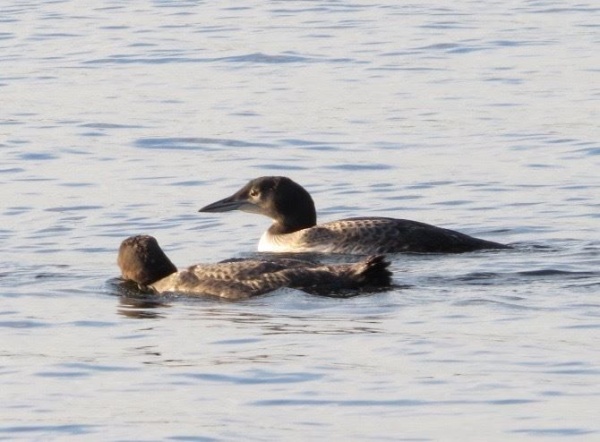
[249, 188, 259, 198]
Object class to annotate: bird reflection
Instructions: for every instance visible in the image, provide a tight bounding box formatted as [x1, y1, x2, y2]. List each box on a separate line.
[110, 277, 171, 319]
[117, 296, 170, 319]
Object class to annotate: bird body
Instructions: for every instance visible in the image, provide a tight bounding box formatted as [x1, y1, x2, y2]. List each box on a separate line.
[118, 235, 392, 299]
[199, 176, 508, 254]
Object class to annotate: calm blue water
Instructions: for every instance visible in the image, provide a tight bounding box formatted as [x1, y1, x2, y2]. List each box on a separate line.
[1, 1, 599, 440]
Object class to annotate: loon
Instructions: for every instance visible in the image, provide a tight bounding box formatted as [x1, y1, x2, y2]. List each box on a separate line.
[199, 176, 509, 254]
[117, 235, 392, 299]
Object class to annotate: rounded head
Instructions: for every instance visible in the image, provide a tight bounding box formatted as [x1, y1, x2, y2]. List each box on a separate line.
[199, 176, 317, 232]
[118, 235, 177, 286]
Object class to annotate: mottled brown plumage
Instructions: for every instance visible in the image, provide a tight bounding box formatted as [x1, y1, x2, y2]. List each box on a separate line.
[118, 235, 392, 299]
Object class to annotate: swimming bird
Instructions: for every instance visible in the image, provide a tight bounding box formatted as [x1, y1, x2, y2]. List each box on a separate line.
[117, 235, 392, 299]
[199, 176, 509, 254]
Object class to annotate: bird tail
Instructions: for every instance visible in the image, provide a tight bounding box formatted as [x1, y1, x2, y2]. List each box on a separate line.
[353, 255, 393, 287]
[281, 255, 393, 296]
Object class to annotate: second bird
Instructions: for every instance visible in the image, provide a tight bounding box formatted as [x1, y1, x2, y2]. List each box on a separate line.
[199, 176, 509, 255]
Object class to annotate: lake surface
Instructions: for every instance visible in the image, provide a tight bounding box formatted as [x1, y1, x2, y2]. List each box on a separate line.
[1, 1, 599, 440]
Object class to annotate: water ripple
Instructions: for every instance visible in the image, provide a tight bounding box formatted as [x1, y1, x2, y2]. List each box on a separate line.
[251, 397, 538, 407]
[83, 52, 354, 66]
[511, 428, 596, 437]
[0, 320, 51, 329]
[135, 137, 273, 150]
[0, 425, 98, 436]
[177, 370, 322, 385]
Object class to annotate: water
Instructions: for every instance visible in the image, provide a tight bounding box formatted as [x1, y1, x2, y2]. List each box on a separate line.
[1, 1, 599, 440]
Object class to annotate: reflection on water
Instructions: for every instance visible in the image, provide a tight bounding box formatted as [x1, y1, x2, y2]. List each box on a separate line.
[117, 297, 170, 320]
[116, 289, 386, 335]
[112, 279, 172, 319]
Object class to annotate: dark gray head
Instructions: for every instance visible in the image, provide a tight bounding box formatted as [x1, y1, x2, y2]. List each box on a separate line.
[118, 235, 177, 286]
[199, 176, 317, 234]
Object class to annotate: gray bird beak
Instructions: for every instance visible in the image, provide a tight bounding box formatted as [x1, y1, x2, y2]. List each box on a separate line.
[199, 195, 247, 213]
